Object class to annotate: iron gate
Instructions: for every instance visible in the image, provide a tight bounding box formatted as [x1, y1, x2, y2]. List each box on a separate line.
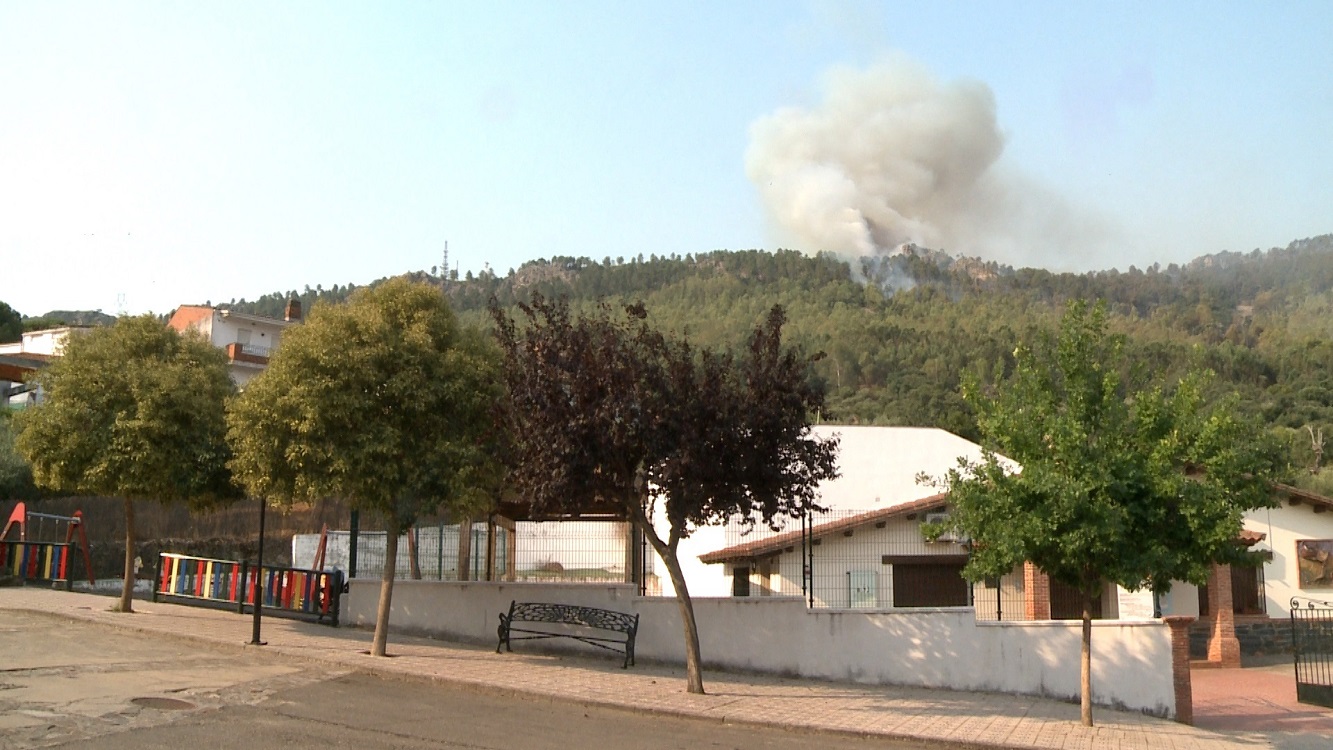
[1291, 596, 1333, 707]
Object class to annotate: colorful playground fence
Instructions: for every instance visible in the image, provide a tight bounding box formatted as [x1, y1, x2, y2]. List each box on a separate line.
[152, 552, 343, 626]
[0, 540, 77, 589]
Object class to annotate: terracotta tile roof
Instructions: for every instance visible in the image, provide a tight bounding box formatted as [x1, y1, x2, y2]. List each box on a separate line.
[167, 305, 215, 333]
[698, 492, 949, 564]
[698, 486, 1283, 563]
[1274, 483, 1333, 512]
[1238, 529, 1267, 546]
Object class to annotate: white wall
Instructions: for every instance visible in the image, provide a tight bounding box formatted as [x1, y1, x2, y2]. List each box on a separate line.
[346, 581, 1179, 718]
[1157, 582, 1201, 619]
[1246, 502, 1333, 617]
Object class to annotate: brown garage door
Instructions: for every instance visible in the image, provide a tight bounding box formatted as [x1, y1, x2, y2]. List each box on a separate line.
[884, 555, 970, 607]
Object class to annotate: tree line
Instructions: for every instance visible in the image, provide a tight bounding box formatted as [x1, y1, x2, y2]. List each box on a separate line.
[209, 236, 1332, 492]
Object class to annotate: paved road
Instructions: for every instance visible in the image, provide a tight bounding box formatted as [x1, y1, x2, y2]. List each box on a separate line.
[0, 610, 931, 749]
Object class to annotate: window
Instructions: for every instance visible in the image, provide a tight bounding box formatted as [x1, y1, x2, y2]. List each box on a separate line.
[732, 566, 751, 597]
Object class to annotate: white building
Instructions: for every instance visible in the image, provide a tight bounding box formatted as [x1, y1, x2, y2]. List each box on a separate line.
[0, 326, 93, 357]
[1152, 483, 1333, 619]
[655, 424, 1015, 598]
[167, 300, 301, 386]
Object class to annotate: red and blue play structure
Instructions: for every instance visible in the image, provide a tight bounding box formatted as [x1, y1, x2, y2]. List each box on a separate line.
[0, 502, 96, 588]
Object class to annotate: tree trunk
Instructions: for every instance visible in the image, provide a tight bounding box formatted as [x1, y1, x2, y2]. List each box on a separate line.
[407, 527, 422, 580]
[1081, 590, 1094, 727]
[118, 498, 136, 613]
[659, 544, 705, 694]
[626, 467, 705, 694]
[372, 526, 398, 657]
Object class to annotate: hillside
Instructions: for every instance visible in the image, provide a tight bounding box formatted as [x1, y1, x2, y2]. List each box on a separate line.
[19, 309, 118, 331]
[216, 235, 1333, 492]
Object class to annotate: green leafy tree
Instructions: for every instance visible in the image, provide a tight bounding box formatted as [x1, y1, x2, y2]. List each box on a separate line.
[0, 412, 41, 501]
[492, 295, 838, 694]
[936, 301, 1278, 726]
[0, 301, 21, 343]
[14, 316, 236, 611]
[227, 278, 503, 657]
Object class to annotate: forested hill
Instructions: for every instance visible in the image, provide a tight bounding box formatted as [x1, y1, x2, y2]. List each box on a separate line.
[228, 235, 1333, 491]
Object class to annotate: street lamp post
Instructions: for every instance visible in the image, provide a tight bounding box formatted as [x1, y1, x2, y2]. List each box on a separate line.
[249, 496, 267, 646]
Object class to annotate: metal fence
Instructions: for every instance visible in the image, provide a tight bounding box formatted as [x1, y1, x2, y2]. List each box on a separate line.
[514, 520, 656, 592]
[293, 520, 658, 592]
[1292, 596, 1333, 708]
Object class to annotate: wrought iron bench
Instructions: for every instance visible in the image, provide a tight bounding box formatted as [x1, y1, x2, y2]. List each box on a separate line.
[496, 600, 639, 668]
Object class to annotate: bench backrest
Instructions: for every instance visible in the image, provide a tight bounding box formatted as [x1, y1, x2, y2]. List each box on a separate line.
[510, 602, 637, 633]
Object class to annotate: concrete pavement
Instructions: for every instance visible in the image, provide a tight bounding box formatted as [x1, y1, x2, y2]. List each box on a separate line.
[0, 587, 1287, 750]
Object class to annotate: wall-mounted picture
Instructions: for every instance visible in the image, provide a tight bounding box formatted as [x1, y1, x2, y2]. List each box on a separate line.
[1297, 540, 1333, 588]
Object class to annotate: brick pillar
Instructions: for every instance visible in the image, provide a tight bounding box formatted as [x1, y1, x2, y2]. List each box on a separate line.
[1164, 616, 1195, 724]
[1206, 562, 1241, 667]
[1023, 561, 1051, 620]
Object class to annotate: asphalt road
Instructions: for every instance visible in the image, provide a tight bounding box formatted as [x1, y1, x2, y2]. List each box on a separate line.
[0, 610, 934, 750]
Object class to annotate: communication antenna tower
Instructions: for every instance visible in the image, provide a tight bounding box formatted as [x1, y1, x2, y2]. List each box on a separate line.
[116, 293, 127, 316]
[441, 241, 449, 288]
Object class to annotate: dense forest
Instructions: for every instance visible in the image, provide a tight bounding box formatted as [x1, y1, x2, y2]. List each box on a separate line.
[20, 235, 1333, 494]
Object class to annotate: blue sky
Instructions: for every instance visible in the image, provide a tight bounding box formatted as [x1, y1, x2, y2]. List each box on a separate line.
[2, 1, 1330, 316]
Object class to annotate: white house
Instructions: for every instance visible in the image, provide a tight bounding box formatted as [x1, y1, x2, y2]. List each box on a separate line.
[695, 430, 1333, 627]
[167, 300, 301, 386]
[1142, 483, 1333, 659]
[654, 424, 1015, 599]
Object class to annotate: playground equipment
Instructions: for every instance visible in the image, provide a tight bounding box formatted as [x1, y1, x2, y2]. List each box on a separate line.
[152, 552, 342, 626]
[0, 502, 96, 588]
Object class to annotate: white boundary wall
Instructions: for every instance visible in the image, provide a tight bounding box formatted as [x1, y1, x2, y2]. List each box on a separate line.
[345, 580, 1178, 718]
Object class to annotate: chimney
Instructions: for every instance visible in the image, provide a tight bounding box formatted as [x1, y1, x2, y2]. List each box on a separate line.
[284, 297, 302, 322]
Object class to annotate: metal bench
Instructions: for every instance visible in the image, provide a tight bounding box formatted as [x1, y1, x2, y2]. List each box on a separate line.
[496, 600, 638, 668]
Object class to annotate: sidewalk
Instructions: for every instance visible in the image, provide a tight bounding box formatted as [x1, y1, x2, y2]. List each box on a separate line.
[1, 588, 1274, 750]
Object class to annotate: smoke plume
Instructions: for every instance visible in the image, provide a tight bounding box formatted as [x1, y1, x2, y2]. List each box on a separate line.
[746, 58, 1110, 268]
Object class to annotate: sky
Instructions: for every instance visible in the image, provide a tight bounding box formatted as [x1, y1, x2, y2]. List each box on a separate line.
[1, 1, 1330, 317]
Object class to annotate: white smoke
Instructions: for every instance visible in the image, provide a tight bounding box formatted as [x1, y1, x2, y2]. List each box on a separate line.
[746, 58, 1111, 268]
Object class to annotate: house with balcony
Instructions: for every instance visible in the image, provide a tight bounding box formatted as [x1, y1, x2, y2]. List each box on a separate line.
[167, 299, 301, 386]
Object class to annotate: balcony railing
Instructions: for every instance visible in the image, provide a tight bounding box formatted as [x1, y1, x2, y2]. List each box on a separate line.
[224, 342, 270, 365]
